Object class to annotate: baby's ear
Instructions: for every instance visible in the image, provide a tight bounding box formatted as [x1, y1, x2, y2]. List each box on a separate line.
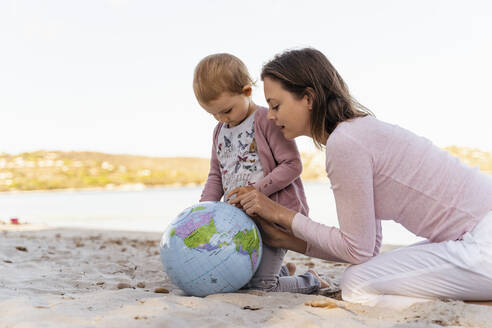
[242, 85, 252, 97]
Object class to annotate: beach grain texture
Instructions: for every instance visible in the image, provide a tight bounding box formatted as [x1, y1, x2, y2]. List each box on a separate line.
[1, 225, 492, 327]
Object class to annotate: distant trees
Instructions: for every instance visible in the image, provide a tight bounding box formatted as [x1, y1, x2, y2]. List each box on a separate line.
[0, 147, 490, 192]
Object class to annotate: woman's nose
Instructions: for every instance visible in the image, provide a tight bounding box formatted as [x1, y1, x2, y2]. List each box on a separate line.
[266, 108, 275, 120]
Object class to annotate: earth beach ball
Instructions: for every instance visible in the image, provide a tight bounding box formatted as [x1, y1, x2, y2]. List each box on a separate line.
[160, 201, 263, 297]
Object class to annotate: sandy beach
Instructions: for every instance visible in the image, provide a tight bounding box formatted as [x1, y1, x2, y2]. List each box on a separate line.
[1, 224, 492, 328]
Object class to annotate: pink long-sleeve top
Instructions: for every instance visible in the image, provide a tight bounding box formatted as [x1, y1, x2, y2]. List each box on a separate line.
[292, 116, 492, 264]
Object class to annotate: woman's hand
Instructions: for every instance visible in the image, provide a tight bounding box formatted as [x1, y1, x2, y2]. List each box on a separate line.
[226, 186, 255, 208]
[253, 215, 307, 254]
[227, 187, 296, 230]
[227, 187, 306, 253]
[227, 187, 276, 218]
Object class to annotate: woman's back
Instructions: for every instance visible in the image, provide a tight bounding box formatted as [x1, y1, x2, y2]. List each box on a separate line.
[326, 116, 492, 242]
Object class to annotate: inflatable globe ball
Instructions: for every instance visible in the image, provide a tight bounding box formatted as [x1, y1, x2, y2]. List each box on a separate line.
[160, 201, 263, 297]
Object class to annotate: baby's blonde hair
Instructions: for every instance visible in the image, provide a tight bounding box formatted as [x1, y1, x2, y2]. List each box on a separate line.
[193, 53, 254, 104]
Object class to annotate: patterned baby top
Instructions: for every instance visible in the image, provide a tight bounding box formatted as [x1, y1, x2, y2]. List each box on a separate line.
[217, 112, 264, 202]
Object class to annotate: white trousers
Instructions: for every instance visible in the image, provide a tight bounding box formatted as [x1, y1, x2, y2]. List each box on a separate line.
[341, 211, 492, 309]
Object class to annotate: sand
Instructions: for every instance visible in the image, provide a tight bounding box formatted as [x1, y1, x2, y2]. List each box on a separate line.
[1, 223, 492, 328]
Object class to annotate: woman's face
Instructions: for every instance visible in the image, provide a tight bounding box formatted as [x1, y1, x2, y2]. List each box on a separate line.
[263, 77, 312, 140]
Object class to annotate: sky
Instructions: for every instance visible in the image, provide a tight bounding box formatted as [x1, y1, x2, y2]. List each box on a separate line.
[1, 0, 491, 158]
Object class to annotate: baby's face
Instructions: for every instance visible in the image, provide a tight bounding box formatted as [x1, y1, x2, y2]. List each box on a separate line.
[201, 92, 253, 127]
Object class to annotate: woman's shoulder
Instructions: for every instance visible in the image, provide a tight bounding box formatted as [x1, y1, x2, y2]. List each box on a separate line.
[327, 115, 432, 158]
[335, 115, 389, 133]
[326, 116, 414, 156]
[328, 116, 383, 146]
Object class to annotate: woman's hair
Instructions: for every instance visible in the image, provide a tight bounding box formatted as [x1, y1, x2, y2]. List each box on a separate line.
[261, 48, 373, 148]
[193, 53, 254, 104]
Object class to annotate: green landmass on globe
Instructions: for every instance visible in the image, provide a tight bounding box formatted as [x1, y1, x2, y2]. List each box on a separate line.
[233, 229, 260, 269]
[183, 218, 217, 249]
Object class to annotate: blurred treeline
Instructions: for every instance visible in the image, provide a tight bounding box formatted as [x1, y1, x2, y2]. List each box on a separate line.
[0, 147, 490, 192]
[0, 151, 208, 192]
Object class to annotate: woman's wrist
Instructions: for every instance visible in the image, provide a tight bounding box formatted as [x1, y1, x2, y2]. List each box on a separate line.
[290, 236, 307, 254]
[274, 203, 296, 230]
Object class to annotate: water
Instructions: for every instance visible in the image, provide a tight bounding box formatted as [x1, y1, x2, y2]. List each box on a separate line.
[0, 182, 422, 245]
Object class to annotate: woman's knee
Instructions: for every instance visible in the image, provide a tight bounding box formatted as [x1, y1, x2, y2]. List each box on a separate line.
[340, 264, 374, 303]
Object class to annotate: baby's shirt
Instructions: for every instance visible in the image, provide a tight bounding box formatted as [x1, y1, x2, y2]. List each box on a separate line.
[217, 112, 264, 202]
[200, 106, 309, 217]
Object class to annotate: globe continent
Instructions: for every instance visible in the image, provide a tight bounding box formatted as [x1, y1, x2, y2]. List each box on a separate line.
[160, 201, 263, 297]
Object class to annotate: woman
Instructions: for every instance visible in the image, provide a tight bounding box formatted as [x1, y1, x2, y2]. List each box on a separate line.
[228, 48, 492, 309]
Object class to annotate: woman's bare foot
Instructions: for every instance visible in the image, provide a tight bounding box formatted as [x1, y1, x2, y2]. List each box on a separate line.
[308, 269, 330, 289]
[286, 262, 296, 276]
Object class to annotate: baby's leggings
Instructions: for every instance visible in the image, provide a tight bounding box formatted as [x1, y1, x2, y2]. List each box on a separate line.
[246, 244, 320, 293]
[341, 211, 492, 309]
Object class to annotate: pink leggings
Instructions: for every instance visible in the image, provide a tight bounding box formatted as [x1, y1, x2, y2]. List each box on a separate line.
[341, 211, 492, 309]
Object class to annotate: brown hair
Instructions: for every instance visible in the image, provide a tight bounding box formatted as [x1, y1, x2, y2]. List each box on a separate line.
[193, 53, 254, 103]
[261, 48, 373, 148]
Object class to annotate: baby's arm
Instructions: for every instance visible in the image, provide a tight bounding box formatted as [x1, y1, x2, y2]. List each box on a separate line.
[253, 118, 302, 196]
[200, 126, 224, 202]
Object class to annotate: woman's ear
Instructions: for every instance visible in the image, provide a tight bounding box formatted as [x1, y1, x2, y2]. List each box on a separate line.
[304, 87, 315, 111]
[242, 85, 252, 97]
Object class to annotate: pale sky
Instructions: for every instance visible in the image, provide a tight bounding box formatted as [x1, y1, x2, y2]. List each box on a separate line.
[1, 0, 491, 158]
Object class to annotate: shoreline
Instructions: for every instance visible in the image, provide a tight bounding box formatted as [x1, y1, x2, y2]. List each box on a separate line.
[0, 183, 204, 195]
[0, 180, 332, 195]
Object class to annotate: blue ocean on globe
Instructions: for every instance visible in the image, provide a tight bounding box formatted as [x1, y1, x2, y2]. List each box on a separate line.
[160, 201, 263, 297]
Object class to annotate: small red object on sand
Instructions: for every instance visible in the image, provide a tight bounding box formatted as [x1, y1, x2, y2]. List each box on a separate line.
[10, 218, 19, 225]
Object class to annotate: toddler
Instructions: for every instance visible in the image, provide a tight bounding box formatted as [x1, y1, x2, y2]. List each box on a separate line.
[193, 53, 324, 293]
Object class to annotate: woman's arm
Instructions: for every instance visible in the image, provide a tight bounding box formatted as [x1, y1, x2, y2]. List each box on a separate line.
[292, 132, 378, 264]
[228, 188, 297, 229]
[253, 216, 307, 253]
[230, 131, 380, 265]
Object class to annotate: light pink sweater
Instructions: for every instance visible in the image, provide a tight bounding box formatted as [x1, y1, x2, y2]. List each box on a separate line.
[292, 116, 492, 264]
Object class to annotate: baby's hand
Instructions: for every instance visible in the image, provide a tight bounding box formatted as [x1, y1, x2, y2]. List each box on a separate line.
[226, 186, 256, 208]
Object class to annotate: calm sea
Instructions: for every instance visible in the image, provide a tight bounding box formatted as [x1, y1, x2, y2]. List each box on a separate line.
[0, 182, 422, 246]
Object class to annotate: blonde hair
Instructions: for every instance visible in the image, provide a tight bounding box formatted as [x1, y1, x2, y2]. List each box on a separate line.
[193, 53, 254, 103]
